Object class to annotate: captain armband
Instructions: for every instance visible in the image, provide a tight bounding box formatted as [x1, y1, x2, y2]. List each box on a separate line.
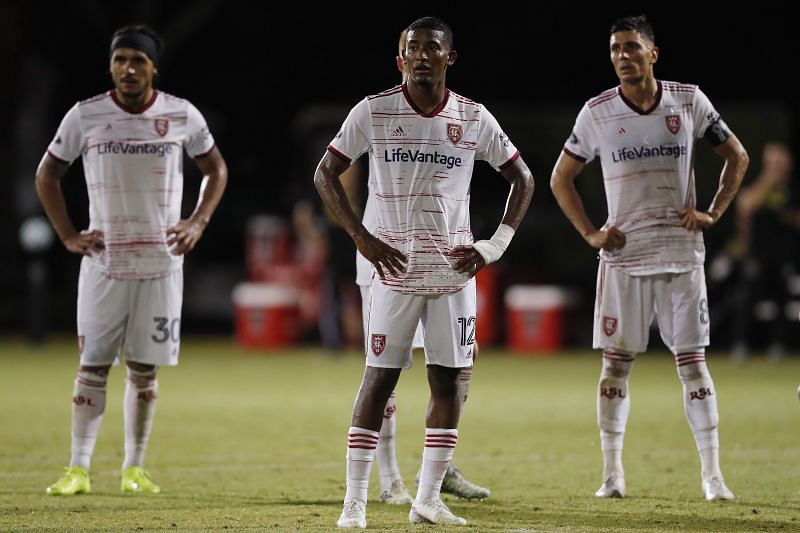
[472, 224, 515, 265]
[703, 117, 732, 147]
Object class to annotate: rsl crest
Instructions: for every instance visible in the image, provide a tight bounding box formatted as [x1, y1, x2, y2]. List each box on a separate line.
[154, 118, 169, 137]
[447, 123, 462, 145]
[602, 316, 617, 336]
[665, 115, 681, 134]
[371, 334, 386, 356]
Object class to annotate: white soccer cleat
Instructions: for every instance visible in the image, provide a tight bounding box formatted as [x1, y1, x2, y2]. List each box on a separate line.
[409, 498, 467, 525]
[702, 477, 735, 501]
[337, 499, 366, 528]
[595, 475, 626, 498]
[379, 478, 413, 505]
[441, 466, 491, 500]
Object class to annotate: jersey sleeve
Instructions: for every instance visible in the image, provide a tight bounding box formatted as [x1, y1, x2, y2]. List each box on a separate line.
[47, 103, 84, 164]
[327, 98, 371, 163]
[184, 102, 216, 158]
[475, 106, 519, 170]
[691, 86, 721, 138]
[563, 103, 596, 163]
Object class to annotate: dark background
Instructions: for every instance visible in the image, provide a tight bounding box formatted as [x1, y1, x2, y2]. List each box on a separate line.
[2, 2, 796, 347]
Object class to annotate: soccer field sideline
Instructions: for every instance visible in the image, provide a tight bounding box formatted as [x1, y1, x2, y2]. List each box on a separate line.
[1, 337, 799, 531]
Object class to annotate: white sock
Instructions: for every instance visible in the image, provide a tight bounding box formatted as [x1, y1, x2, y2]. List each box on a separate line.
[345, 427, 378, 503]
[598, 351, 634, 479]
[675, 352, 721, 480]
[70, 369, 108, 470]
[377, 392, 400, 492]
[415, 428, 457, 503]
[122, 367, 158, 470]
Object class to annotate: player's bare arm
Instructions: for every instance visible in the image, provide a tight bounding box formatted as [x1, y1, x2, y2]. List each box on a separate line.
[453, 156, 534, 276]
[679, 135, 749, 231]
[550, 151, 625, 250]
[314, 151, 406, 279]
[35, 152, 105, 256]
[167, 146, 228, 255]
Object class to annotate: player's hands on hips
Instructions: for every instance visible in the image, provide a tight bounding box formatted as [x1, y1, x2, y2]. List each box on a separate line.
[354, 230, 406, 279]
[452, 245, 485, 278]
[167, 218, 205, 255]
[64, 229, 105, 256]
[678, 208, 714, 231]
[587, 227, 625, 251]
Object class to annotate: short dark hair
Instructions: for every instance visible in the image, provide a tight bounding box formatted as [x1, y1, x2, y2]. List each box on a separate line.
[405, 16, 453, 48]
[609, 15, 655, 44]
[111, 24, 165, 57]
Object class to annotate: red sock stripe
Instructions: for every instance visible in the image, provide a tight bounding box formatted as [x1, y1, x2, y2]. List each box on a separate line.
[603, 351, 634, 362]
[675, 352, 706, 366]
[425, 434, 458, 448]
[77, 377, 107, 388]
[348, 432, 378, 449]
[459, 370, 472, 382]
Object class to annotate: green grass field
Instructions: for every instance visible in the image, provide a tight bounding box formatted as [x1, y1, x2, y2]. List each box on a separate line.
[1, 337, 799, 531]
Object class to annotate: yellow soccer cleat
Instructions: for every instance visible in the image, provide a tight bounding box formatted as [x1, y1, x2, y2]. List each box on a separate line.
[46, 466, 91, 495]
[121, 466, 161, 494]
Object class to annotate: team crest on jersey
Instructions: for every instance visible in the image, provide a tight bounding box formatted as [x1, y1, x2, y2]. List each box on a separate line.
[447, 123, 463, 145]
[665, 115, 681, 135]
[155, 118, 169, 137]
[602, 316, 617, 336]
[371, 334, 386, 356]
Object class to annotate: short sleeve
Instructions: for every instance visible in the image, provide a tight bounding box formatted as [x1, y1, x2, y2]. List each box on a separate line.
[47, 103, 84, 164]
[327, 98, 371, 163]
[691, 86, 720, 139]
[184, 102, 216, 158]
[563, 103, 596, 163]
[476, 106, 519, 171]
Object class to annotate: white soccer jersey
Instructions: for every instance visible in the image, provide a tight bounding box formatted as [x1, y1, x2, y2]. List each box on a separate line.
[330, 84, 519, 295]
[47, 90, 215, 280]
[564, 81, 719, 275]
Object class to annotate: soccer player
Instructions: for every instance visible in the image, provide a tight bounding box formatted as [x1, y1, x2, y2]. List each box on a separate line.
[317, 17, 534, 528]
[36, 25, 228, 495]
[359, 28, 491, 507]
[550, 15, 748, 500]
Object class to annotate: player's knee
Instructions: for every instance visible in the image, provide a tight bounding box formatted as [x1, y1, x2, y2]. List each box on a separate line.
[676, 360, 709, 383]
[600, 357, 633, 380]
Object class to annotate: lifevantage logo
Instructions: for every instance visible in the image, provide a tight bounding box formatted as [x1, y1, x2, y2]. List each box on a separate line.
[97, 142, 175, 157]
[611, 143, 687, 163]
[384, 147, 462, 169]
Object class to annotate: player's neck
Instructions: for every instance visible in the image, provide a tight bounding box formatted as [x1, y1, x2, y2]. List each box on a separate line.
[406, 80, 447, 115]
[619, 76, 658, 109]
[114, 87, 155, 112]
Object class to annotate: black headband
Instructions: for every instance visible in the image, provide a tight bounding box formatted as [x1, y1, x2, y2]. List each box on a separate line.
[109, 32, 159, 66]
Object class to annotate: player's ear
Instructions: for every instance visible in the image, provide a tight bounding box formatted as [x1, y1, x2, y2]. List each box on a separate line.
[396, 55, 404, 74]
[447, 49, 457, 66]
[650, 46, 659, 65]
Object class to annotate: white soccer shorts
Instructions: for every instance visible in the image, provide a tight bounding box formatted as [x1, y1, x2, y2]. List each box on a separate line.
[360, 284, 424, 354]
[76, 257, 183, 366]
[593, 261, 710, 354]
[364, 276, 476, 369]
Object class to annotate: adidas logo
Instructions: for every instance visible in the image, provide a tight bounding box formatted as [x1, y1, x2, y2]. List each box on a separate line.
[391, 126, 406, 137]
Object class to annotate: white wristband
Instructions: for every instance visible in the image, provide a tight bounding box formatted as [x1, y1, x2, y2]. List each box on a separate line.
[472, 224, 515, 264]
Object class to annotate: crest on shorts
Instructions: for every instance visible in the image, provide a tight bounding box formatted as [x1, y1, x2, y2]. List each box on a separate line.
[603, 316, 617, 336]
[78, 335, 85, 354]
[447, 123, 462, 145]
[371, 334, 386, 356]
[665, 115, 681, 134]
[155, 118, 169, 137]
